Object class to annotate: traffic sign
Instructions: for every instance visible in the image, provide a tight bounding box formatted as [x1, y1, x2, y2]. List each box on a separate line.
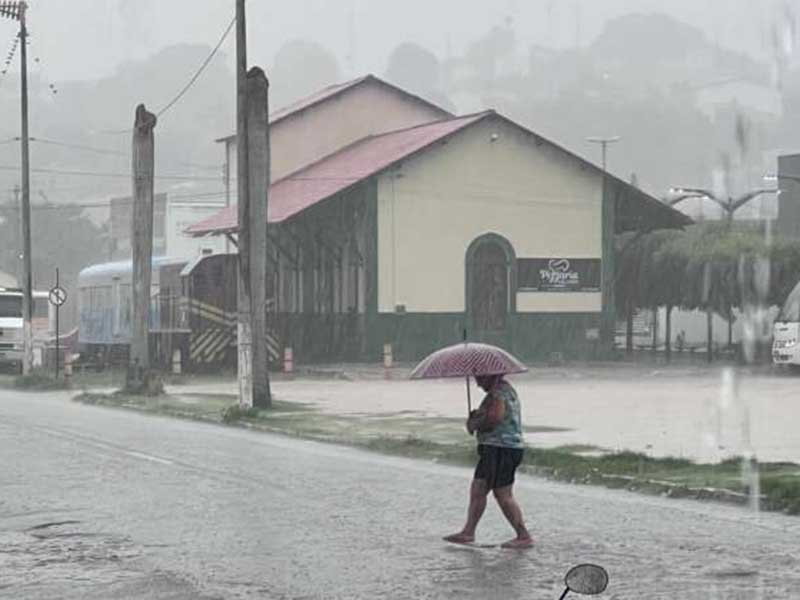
[49, 286, 67, 307]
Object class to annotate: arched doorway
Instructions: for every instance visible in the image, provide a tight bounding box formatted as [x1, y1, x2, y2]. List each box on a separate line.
[465, 234, 516, 342]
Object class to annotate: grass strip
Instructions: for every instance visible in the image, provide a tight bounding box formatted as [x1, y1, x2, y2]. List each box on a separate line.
[73, 390, 800, 515]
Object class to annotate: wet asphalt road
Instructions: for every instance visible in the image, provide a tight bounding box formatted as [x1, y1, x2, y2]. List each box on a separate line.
[2, 389, 800, 599]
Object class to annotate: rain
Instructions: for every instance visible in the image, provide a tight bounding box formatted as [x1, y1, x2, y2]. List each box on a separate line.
[1, 1, 800, 598]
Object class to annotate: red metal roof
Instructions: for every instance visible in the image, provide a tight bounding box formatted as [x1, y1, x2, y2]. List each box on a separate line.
[189, 112, 490, 234]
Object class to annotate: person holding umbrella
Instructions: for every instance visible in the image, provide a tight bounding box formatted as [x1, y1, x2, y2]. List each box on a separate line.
[444, 373, 533, 548]
[410, 339, 533, 548]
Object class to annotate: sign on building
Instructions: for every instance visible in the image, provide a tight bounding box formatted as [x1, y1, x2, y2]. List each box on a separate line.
[517, 258, 601, 292]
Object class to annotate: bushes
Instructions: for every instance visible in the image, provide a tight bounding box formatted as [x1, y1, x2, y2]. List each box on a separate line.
[221, 404, 262, 423]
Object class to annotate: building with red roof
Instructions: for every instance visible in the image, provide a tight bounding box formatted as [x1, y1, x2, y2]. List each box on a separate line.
[189, 77, 690, 365]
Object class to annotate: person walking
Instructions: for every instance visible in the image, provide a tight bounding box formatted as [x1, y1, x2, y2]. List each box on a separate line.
[443, 373, 533, 549]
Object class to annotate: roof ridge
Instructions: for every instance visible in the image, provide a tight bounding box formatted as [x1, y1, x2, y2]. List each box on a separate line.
[215, 74, 454, 142]
[270, 75, 369, 116]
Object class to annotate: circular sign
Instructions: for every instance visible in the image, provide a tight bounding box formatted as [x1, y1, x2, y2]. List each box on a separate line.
[49, 286, 67, 307]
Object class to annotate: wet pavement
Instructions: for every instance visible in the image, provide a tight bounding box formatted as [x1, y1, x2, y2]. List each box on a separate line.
[172, 365, 800, 463]
[2, 387, 800, 599]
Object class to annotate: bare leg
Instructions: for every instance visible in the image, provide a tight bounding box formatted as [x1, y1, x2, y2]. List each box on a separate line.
[443, 479, 489, 543]
[493, 485, 533, 548]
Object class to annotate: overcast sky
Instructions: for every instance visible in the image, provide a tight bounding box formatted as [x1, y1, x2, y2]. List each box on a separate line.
[0, 0, 789, 83]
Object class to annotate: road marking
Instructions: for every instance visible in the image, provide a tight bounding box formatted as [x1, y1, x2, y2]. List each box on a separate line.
[29, 426, 174, 467]
[124, 451, 174, 465]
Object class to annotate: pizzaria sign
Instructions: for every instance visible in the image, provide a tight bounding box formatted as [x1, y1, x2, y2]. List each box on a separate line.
[517, 258, 601, 292]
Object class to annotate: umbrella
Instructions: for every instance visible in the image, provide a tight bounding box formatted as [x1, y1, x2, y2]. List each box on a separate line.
[410, 335, 527, 413]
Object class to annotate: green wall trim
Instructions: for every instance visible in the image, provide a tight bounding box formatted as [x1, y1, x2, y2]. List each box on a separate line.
[366, 311, 602, 363]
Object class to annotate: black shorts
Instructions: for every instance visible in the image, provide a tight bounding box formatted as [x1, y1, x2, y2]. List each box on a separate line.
[474, 444, 524, 489]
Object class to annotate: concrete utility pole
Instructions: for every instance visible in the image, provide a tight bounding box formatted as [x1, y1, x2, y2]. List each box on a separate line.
[223, 158, 231, 254]
[11, 185, 20, 283]
[236, 0, 254, 407]
[126, 104, 158, 393]
[1, 2, 33, 373]
[246, 67, 271, 408]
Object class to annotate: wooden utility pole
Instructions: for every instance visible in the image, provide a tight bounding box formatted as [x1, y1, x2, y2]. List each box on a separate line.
[246, 67, 272, 408]
[236, 0, 253, 407]
[126, 104, 158, 393]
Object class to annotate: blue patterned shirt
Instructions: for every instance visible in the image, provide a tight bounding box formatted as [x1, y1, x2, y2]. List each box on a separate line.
[477, 380, 524, 449]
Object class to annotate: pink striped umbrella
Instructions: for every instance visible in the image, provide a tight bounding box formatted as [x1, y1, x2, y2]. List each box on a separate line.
[410, 342, 527, 413]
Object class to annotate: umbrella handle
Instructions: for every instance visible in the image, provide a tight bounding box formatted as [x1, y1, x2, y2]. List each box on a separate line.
[466, 375, 471, 414]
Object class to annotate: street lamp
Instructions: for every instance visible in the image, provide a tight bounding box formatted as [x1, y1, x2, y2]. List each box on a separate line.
[586, 136, 621, 172]
[665, 186, 777, 223]
[764, 172, 800, 184]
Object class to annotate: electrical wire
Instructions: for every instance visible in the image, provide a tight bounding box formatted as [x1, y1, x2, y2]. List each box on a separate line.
[0, 191, 229, 211]
[156, 15, 236, 118]
[0, 34, 19, 88]
[28, 138, 127, 157]
[99, 14, 236, 135]
[0, 164, 223, 181]
[1, 137, 222, 173]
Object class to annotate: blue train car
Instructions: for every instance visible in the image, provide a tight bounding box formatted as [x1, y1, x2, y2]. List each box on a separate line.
[77, 253, 261, 370]
[77, 257, 189, 365]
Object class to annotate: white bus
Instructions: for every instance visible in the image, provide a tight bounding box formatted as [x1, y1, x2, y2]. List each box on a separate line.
[773, 281, 800, 367]
[0, 288, 53, 372]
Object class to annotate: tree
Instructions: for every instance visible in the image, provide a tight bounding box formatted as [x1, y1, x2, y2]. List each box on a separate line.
[385, 42, 455, 112]
[648, 231, 687, 359]
[386, 43, 440, 96]
[0, 203, 110, 327]
[625, 222, 800, 364]
[270, 40, 341, 109]
[615, 232, 646, 353]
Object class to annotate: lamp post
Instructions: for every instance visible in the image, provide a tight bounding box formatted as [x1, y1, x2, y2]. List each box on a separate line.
[764, 173, 800, 184]
[586, 136, 621, 173]
[665, 187, 777, 224]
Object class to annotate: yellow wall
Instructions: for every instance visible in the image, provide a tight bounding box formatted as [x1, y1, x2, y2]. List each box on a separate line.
[377, 116, 603, 314]
[225, 80, 447, 182]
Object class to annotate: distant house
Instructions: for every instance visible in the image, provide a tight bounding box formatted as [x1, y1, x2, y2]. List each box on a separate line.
[216, 74, 452, 186]
[108, 193, 226, 261]
[189, 84, 689, 363]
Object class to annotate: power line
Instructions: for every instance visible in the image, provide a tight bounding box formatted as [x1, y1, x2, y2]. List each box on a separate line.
[0, 191, 229, 211]
[100, 14, 236, 135]
[156, 15, 236, 118]
[0, 33, 19, 88]
[1, 136, 222, 172]
[29, 137, 127, 156]
[0, 164, 224, 181]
